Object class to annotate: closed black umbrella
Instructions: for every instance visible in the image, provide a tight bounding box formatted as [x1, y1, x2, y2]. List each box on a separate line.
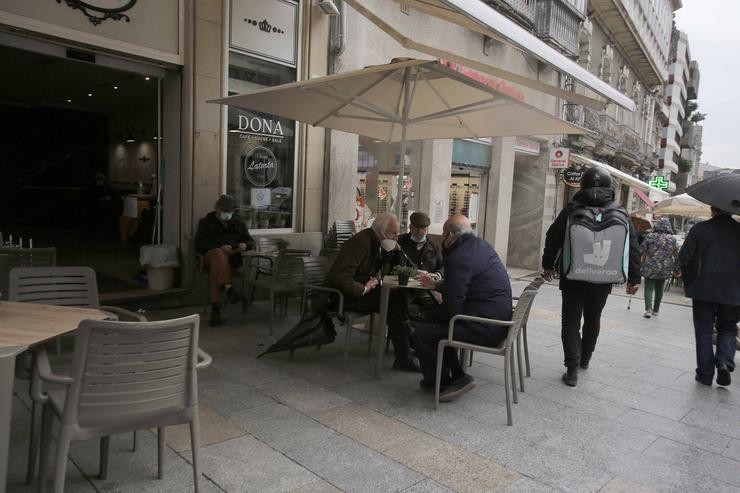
[258, 309, 338, 357]
[685, 173, 740, 215]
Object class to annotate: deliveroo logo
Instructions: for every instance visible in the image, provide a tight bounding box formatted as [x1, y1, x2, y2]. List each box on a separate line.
[583, 240, 612, 266]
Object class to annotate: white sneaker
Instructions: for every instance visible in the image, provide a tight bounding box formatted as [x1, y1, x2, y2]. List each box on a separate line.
[643, 310, 652, 318]
[652, 310, 659, 316]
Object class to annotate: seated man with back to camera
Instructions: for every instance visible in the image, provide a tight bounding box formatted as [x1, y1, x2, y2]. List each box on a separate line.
[415, 214, 512, 402]
[324, 213, 420, 372]
[195, 194, 254, 327]
[398, 211, 444, 322]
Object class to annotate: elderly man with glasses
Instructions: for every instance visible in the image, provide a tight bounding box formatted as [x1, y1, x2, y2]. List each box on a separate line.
[414, 214, 512, 402]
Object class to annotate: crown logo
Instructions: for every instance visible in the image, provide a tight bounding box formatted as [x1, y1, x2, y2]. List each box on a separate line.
[259, 19, 272, 33]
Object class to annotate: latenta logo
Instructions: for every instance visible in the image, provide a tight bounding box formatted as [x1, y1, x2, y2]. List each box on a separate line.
[583, 240, 612, 266]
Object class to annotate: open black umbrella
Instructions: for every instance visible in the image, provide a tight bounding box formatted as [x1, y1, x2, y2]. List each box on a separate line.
[686, 173, 740, 215]
[258, 309, 338, 357]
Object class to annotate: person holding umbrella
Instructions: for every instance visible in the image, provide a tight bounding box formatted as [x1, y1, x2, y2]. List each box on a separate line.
[679, 173, 740, 386]
[679, 206, 740, 386]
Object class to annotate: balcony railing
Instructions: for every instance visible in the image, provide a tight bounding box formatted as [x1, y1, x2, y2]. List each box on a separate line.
[535, 0, 583, 57]
[486, 0, 537, 27]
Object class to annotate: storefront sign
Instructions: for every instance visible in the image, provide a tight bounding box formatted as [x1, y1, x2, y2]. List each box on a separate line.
[230, 0, 299, 67]
[514, 137, 540, 155]
[562, 167, 583, 187]
[243, 146, 279, 187]
[649, 175, 669, 190]
[440, 60, 525, 102]
[549, 147, 570, 169]
[233, 115, 285, 142]
[59, 0, 138, 26]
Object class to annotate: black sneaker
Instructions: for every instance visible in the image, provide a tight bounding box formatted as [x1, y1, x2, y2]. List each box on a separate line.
[562, 366, 578, 387]
[439, 374, 475, 402]
[694, 373, 712, 386]
[717, 364, 731, 386]
[579, 354, 591, 370]
[393, 356, 421, 373]
[419, 377, 451, 392]
[209, 304, 222, 327]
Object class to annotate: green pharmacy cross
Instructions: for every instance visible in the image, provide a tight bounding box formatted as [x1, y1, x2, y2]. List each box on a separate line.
[650, 176, 669, 190]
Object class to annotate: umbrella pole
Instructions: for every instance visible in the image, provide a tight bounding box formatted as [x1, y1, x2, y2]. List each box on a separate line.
[395, 69, 411, 229]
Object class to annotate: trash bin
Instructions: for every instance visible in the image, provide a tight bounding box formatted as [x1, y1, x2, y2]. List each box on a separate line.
[139, 244, 179, 290]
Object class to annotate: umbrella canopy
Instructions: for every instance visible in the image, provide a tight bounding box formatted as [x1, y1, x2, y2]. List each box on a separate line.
[686, 174, 740, 215]
[210, 58, 590, 221]
[652, 193, 711, 217]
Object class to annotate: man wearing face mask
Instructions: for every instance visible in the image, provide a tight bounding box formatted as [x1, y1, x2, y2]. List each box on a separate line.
[325, 213, 420, 371]
[195, 194, 254, 326]
[414, 214, 512, 402]
[397, 212, 444, 321]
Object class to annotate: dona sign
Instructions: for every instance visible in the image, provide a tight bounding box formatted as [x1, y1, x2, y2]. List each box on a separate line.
[235, 115, 284, 142]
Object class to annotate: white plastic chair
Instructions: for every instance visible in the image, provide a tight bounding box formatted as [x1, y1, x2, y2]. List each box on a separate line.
[435, 289, 538, 426]
[36, 315, 211, 493]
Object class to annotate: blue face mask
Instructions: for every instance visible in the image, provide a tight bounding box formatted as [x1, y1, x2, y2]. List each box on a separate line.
[410, 234, 427, 244]
[218, 211, 233, 222]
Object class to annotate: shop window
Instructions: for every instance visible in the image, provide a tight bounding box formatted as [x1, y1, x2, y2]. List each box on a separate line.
[356, 136, 421, 229]
[226, 52, 296, 230]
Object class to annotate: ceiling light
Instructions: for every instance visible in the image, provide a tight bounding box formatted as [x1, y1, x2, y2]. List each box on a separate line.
[113, 85, 119, 90]
[66, 99, 72, 103]
[144, 76, 150, 81]
[87, 93, 93, 97]
[125, 132, 135, 143]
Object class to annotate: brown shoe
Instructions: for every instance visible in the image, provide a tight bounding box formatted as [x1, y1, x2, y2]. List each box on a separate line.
[210, 304, 222, 327]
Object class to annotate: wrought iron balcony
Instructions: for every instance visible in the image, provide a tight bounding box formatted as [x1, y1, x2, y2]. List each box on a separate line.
[486, 0, 537, 28]
[535, 0, 584, 57]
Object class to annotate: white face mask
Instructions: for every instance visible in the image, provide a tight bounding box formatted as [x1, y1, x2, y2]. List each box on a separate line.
[380, 239, 397, 252]
[410, 234, 427, 244]
[218, 211, 233, 222]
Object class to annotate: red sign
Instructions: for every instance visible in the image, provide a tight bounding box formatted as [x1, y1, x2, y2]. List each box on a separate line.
[440, 60, 525, 102]
[549, 147, 570, 169]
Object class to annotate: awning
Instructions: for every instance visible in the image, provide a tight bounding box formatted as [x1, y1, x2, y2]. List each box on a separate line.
[399, 0, 635, 111]
[572, 154, 669, 203]
[345, 0, 623, 111]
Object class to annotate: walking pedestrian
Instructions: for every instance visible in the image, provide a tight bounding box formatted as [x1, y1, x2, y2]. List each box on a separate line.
[679, 207, 740, 386]
[640, 217, 678, 318]
[542, 167, 640, 387]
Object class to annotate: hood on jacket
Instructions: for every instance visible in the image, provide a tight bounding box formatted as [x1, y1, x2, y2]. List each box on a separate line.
[573, 186, 615, 207]
[652, 217, 673, 234]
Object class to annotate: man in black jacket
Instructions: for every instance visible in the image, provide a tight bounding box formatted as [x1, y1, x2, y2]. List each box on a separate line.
[679, 207, 740, 386]
[195, 194, 254, 326]
[542, 167, 640, 387]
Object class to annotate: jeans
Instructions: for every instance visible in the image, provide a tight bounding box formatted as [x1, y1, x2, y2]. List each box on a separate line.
[692, 299, 739, 381]
[561, 286, 611, 367]
[413, 321, 507, 383]
[643, 278, 666, 312]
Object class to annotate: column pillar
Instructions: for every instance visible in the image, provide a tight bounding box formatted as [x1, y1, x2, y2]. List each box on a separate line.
[482, 137, 515, 264]
[416, 139, 452, 234]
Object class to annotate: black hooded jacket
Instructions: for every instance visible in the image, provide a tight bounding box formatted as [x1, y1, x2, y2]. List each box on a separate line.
[542, 186, 641, 290]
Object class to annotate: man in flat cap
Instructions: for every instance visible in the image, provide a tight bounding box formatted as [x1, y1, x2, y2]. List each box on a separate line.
[398, 212, 444, 322]
[195, 194, 254, 326]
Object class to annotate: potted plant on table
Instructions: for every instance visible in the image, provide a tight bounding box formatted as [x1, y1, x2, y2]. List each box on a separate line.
[392, 265, 417, 286]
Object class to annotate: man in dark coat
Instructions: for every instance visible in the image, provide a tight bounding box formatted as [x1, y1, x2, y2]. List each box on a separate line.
[679, 207, 740, 386]
[414, 214, 512, 402]
[195, 194, 254, 326]
[542, 167, 640, 387]
[324, 213, 419, 371]
[398, 211, 444, 321]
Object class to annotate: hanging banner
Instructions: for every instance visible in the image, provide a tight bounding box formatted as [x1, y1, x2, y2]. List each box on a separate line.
[562, 168, 583, 187]
[549, 147, 570, 169]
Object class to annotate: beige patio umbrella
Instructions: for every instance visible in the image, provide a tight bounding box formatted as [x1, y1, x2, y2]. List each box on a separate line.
[652, 193, 711, 217]
[210, 58, 590, 222]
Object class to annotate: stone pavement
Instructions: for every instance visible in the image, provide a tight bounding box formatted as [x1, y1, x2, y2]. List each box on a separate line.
[7, 274, 740, 492]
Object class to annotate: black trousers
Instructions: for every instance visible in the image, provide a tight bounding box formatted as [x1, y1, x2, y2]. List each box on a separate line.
[344, 288, 411, 359]
[414, 321, 507, 383]
[561, 286, 610, 368]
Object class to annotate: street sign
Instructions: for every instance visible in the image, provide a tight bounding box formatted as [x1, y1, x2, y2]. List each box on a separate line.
[649, 176, 669, 190]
